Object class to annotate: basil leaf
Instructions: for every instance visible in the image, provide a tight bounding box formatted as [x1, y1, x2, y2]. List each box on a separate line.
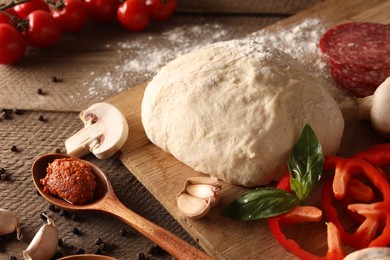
[288, 124, 324, 202]
[222, 187, 300, 220]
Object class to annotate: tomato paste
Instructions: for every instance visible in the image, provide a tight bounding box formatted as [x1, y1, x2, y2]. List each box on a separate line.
[40, 157, 97, 205]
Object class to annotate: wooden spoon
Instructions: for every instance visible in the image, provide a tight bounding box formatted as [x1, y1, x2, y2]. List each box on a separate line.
[32, 153, 213, 260]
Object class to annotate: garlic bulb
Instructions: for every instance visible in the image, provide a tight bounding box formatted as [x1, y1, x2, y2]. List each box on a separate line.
[0, 208, 22, 240]
[177, 176, 221, 219]
[23, 213, 58, 260]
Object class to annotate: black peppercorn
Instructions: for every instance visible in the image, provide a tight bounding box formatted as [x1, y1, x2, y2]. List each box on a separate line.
[38, 115, 47, 122]
[0, 173, 8, 181]
[9, 256, 17, 260]
[148, 243, 166, 256]
[72, 227, 81, 235]
[52, 76, 63, 83]
[59, 209, 69, 218]
[13, 109, 23, 115]
[58, 238, 64, 247]
[95, 237, 103, 245]
[37, 88, 44, 95]
[49, 204, 60, 213]
[76, 248, 85, 254]
[10, 145, 18, 152]
[137, 252, 146, 260]
[40, 212, 47, 221]
[119, 228, 127, 237]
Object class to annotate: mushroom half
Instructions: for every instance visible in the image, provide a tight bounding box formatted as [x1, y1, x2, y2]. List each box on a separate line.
[65, 102, 129, 159]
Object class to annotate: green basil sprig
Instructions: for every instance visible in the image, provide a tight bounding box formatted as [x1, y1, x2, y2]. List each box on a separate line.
[223, 124, 324, 220]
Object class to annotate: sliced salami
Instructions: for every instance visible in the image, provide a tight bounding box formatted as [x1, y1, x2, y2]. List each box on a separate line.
[319, 22, 390, 97]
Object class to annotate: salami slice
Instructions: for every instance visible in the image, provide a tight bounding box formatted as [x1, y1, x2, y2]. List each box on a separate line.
[319, 22, 390, 97]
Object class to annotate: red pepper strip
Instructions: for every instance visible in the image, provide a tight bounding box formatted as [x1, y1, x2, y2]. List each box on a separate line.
[322, 156, 390, 249]
[268, 175, 344, 260]
[347, 178, 374, 202]
[353, 143, 390, 167]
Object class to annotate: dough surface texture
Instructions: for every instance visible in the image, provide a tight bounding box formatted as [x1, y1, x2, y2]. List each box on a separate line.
[141, 39, 344, 187]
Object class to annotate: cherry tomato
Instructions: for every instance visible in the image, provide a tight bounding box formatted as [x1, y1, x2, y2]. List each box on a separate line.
[25, 10, 61, 48]
[147, 0, 176, 21]
[13, 0, 50, 18]
[0, 8, 18, 24]
[51, 0, 88, 33]
[0, 23, 26, 64]
[117, 0, 150, 32]
[84, 0, 120, 24]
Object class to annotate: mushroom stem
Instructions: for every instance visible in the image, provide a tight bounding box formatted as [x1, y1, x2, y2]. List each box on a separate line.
[357, 95, 373, 121]
[65, 122, 105, 158]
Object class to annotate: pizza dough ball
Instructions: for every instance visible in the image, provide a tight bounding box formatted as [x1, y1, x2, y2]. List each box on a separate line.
[141, 39, 344, 187]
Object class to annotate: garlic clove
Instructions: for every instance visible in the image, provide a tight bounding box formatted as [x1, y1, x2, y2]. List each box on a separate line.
[0, 208, 22, 240]
[23, 214, 58, 260]
[177, 193, 211, 219]
[186, 184, 221, 207]
[186, 176, 221, 187]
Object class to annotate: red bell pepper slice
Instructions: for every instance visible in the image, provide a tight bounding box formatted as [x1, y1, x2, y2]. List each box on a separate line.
[268, 175, 344, 260]
[321, 156, 390, 249]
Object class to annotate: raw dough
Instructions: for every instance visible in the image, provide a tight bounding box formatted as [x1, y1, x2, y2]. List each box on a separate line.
[141, 39, 344, 187]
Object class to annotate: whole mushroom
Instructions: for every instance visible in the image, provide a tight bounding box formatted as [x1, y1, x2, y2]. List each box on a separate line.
[65, 102, 129, 159]
[357, 77, 390, 137]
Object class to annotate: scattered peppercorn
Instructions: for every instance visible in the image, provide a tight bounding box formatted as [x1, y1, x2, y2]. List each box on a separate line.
[9, 256, 17, 260]
[10, 145, 18, 152]
[38, 115, 47, 122]
[0, 109, 12, 120]
[137, 252, 146, 260]
[95, 237, 103, 245]
[76, 248, 85, 254]
[13, 109, 23, 115]
[119, 228, 127, 237]
[37, 88, 44, 95]
[52, 76, 63, 83]
[58, 238, 64, 247]
[60, 209, 70, 218]
[0, 173, 8, 181]
[0, 168, 5, 174]
[54, 148, 62, 153]
[148, 243, 166, 256]
[40, 212, 48, 221]
[72, 227, 82, 235]
[49, 204, 60, 213]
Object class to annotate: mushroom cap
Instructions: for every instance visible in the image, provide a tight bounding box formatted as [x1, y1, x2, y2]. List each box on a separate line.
[81, 102, 129, 159]
[371, 77, 390, 137]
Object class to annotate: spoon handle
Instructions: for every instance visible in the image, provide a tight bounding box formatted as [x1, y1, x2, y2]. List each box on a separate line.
[101, 194, 214, 260]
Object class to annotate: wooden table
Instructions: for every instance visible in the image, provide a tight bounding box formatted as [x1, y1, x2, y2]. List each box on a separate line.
[1, 0, 356, 259]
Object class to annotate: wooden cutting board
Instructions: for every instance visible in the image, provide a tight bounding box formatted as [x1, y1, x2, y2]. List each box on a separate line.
[106, 0, 390, 259]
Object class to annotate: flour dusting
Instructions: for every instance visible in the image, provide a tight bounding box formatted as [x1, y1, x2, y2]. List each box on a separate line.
[84, 23, 231, 99]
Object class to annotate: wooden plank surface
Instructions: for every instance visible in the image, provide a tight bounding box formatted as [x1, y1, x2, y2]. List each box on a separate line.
[176, 0, 322, 14]
[107, 0, 390, 259]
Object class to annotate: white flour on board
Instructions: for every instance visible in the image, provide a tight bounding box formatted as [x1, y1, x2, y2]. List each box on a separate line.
[84, 18, 354, 111]
[85, 23, 231, 99]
